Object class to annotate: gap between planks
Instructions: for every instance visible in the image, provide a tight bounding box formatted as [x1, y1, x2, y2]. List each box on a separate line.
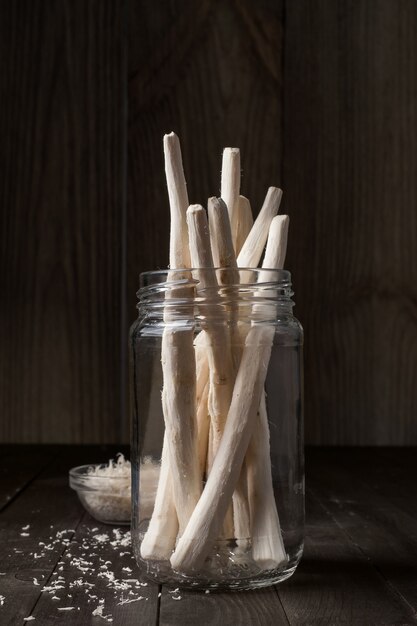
[0, 445, 60, 513]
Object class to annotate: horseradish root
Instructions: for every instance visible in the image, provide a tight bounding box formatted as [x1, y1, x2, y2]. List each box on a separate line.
[170, 324, 275, 572]
[237, 187, 283, 268]
[141, 133, 292, 574]
[140, 133, 200, 560]
[235, 195, 254, 256]
[187, 205, 234, 454]
[247, 214, 290, 568]
[221, 147, 241, 250]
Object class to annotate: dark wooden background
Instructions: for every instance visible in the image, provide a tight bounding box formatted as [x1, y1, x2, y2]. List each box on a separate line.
[1, 0, 416, 444]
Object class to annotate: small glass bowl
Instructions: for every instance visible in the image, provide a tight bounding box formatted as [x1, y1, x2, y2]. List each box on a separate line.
[69, 464, 131, 525]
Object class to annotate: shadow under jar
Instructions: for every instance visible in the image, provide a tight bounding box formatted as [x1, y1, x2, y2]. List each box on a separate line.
[130, 268, 304, 591]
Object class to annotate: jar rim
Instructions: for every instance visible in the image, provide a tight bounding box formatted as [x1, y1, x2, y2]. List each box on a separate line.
[139, 267, 291, 288]
[137, 268, 294, 312]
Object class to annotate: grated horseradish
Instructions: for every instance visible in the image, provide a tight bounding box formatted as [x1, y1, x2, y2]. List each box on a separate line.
[74, 454, 160, 524]
[81, 454, 131, 523]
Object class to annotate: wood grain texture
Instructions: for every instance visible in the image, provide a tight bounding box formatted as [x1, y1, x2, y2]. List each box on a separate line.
[0, 1, 127, 443]
[127, 0, 284, 320]
[0, 445, 138, 625]
[277, 490, 416, 625]
[0, 449, 87, 624]
[0, 445, 58, 511]
[284, 1, 417, 444]
[30, 520, 159, 626]
[2, 446, 417, 624]
[159, 585, 289, 626]
[2, 0, 417, 445]
[306, 448, 417, 614]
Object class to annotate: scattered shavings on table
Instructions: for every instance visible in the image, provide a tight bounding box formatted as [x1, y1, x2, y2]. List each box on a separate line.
[7, 525, 155, 623]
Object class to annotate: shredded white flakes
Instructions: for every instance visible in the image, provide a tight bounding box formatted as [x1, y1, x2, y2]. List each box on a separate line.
[0, 595, 5, 606]
[22, 525, 30, 531]
[23, 618, 35, 622]
[92, 604, 113, 622]
[20, 533, 30, 537]
[78, 455, 131, 524]
[117, 596, 145, 605]
[16, 525, 149, 624]
[168, 587, 182, 601]
[92, 605, 104, 616]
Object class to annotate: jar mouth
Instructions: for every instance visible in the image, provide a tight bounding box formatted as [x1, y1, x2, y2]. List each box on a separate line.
[137, 268, 293, 314]
[139, 268, 291, 289]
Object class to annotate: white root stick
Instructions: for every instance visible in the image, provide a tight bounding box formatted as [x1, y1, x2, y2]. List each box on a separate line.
[194, 199, 238, 476]
[140, 441, 178, 558]
[235, 195, 254, 257]
[195, 331, 210, 475]
[237, 187, 283, 268]
[170, 323, 275, 573]
[206, 197, 237, 478]
[208, 196, 238, 283]
[169, 214, 291, 572]
[221, 148, 241, 251]
[232, 457, 251, 548]
[166, 133, 191, 270]
[160, 327, 200, 530]
[235, 188, 282, 358]
[187, 205, 234, 450]
[208, 196, 251, 545]
[196, 379, 210, 475]
[187, 204, 235, 537]
[247, 214, 290, 568]
[262, 214, 289, 271]
[193, 196, 238, 480]
[247, 394, 286, 568]
[143, 132, 289, 576]
[141, 132, 201, 560]
[233, 189, 284, 556]
[208, 195, 242, 365]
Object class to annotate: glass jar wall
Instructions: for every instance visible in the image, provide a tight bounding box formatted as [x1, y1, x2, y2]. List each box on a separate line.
[130, 269, 304, 591]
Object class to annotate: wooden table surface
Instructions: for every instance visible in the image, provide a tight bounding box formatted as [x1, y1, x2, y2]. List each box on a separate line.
[0, 445, 416, 625]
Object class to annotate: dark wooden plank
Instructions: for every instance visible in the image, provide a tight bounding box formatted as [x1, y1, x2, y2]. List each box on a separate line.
[310, 447, 417, 520]
[284, 1, 417, 444]
[128, 0, 284, 318]
[0, 1, 127, 444]
[0, 445, 58, 510]
[0, 446, 127, 624]
[3, 445, 417, 624]
[276, 491, 416, 625]
[30, 521, 159, 626]
[306, 448, 417, 615]
[159, 585, 288, 626]
[0, 449, 88, 623]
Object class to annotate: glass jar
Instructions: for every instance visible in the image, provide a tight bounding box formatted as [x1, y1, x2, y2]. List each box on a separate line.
[130, 268, 304, 591]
